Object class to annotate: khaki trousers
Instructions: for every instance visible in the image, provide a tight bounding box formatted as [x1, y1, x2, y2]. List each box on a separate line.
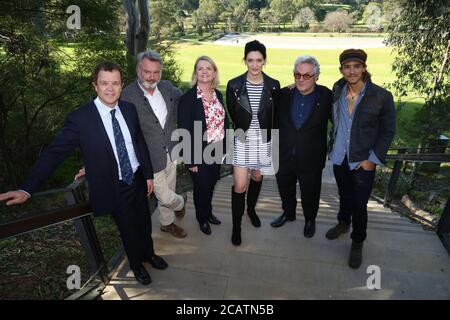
[153, 154, 184, 226]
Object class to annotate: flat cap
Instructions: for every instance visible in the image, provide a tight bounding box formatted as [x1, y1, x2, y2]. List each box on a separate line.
[339, 49, 367, 65]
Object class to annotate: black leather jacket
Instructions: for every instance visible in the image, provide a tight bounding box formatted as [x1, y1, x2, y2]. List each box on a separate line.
[226, 72, 280, 141]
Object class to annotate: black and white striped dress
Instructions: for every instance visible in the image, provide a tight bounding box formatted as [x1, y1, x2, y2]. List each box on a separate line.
[233, 80, 273, 174]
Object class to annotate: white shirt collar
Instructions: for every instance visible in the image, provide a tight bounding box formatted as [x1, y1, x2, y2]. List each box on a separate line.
[94, 97, 119, 118]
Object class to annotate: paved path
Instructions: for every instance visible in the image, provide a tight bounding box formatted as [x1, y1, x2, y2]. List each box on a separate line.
[213, 33, 386, 49]
[100, 162, 450, 300]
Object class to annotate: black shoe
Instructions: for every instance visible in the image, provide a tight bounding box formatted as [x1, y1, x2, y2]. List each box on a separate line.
[325, 222, 350, 240]
[270, 213, 295, 228]
[199, 221, 211, 235]
[132, 265, 152, 285]
[208, 214, 221, 225]
[303, 220, 316, 238]
[147, 255, 168, 270]
[349, 241, 363, 269]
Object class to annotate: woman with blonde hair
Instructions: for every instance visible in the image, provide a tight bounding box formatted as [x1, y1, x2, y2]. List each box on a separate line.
[178, 56, 229, 235]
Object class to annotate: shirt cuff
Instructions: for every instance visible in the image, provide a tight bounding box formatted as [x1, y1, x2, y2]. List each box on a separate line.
[368, 150, 383, 166]
[18, 189, 31, 199]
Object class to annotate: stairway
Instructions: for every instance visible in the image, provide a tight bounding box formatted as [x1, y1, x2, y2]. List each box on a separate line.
[100, 163, 450, 300]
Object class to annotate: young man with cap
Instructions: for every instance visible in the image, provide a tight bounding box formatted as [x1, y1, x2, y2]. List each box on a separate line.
[327, 49, 396, 268]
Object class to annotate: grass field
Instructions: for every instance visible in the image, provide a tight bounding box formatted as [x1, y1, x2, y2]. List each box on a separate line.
[174, 41, 431, 145]
[174, 42, 395, 91]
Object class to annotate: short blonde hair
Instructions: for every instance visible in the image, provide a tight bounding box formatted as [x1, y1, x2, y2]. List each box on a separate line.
[191, 56, 220, 88]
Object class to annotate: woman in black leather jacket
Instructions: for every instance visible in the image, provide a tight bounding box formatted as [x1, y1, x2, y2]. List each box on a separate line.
[225, 40, 280, 246]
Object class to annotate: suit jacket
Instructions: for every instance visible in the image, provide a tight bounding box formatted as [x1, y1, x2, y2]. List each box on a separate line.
[177, 86, 229, 168]
[329, 77, 396, 164]
[278, 84, 332, 173]
[121, 80, 182, 173]
[226, 72, 280, 141]
[20, 100, 154, 217]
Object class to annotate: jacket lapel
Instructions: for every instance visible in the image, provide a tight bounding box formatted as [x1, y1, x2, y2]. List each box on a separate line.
[236, 73, 252, 114]
[157, 82, 171, 130]
[89, 100, 118, 169]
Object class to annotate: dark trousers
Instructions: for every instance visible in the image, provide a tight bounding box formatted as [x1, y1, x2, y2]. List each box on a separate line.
[276, 157, 322, 221]
[111, 169, 154, 270]
[333, 157, 375, 243]
[189, 163, 221, 224]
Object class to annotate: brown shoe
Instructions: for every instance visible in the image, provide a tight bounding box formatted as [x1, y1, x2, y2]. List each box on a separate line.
[174, 193, 187, 219]
[160, 223, 187, 238]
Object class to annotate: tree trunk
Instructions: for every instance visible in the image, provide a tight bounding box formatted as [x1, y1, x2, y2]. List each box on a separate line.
[123, 0, 137, 56]
[123, 0, 150, 57]
[431, 39, 450, 103]
[136, 0, 150, 53]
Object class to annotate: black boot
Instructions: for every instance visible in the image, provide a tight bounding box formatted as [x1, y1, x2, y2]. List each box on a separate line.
[246, 179, 262, 227]
[232, 186, 245, 246]
[349, 240, 364, 269]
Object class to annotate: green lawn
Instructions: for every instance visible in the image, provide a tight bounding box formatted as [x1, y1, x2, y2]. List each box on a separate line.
[175, 42, 395, 91]
[174, 41, 423, 146]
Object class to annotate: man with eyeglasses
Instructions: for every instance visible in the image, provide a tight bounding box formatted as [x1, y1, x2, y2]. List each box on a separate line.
[327, 49, 396, 269]
[271, 55, 332, 239]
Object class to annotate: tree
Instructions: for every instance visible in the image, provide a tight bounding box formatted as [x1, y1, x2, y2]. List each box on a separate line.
[0, 0, 126, 188]
[123, 0, 150, 57]
[194, 0, 219, 30]
[268, 0, 293, 29]
[323, 10, 354, 33]
[248, 0, 268, 10]
[381, 0, 402, 31]
[385, 0, 450, 145]
[362, 2, 382, 31]
[259, 7, 279, 32]
[149, 0, 184, 42]
[245, 9, 260, 32]
[294, 7, 316, 30]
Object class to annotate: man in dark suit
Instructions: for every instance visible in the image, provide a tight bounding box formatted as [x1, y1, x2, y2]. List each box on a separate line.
[0, 62, 168, 285]
[271, 55, 332, 238]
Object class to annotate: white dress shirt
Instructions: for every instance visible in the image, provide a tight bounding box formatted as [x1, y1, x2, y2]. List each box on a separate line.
[94, 97, 140, 180]
[138, 82, 168, 128]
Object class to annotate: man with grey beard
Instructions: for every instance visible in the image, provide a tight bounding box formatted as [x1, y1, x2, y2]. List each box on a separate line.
[121, 50, 188, 238]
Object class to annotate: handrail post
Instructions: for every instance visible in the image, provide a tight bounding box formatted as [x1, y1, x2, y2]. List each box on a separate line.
[64, 186, 108, 283]
[437, 196, 450, 234]
[437, 196, 450, 255]
[384, 149, 406, 206]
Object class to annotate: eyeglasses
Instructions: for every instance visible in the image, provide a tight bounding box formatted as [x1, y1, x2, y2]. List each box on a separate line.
[294, 72, 315, 80]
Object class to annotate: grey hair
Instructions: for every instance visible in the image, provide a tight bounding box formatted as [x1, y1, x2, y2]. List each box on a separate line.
[293, 55, 320, 76]
[136, 50, 163, 72]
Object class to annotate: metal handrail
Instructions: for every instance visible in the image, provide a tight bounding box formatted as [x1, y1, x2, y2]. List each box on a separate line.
[382, 147, 450, 255]
[0, 178, 113, 299]
[0, 202, 91, 240]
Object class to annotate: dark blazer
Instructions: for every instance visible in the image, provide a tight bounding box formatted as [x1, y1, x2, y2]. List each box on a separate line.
[121, 80, 182, 173]
[329, 77, 396, 164]
[226, 72, 280, 141]
[177, 86, 229, 168]
[20, 100, 153, 216]
[279, 85, 332, 173]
